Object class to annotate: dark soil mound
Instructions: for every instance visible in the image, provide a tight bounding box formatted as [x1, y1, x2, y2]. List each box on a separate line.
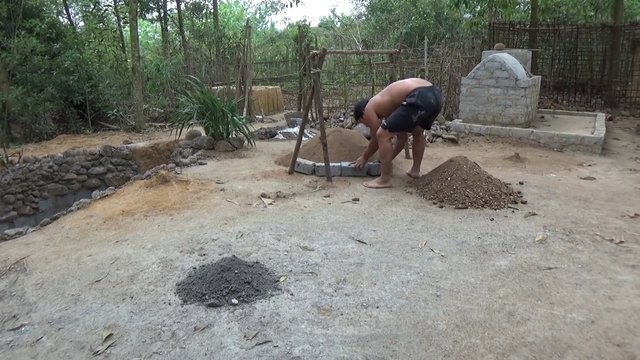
[276, 128, 377, 166]
[176, 256, 280, 307]
[411, 156, 524, 209]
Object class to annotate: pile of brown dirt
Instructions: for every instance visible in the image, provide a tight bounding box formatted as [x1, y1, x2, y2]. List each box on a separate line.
[130, 140, 178, 171]
[411, 156, 524, 209]
[276, 128, 376, 166]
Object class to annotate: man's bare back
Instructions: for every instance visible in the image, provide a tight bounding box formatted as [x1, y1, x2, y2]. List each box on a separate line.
[352, 77, 442, 189]
[366, 78, 433, 121]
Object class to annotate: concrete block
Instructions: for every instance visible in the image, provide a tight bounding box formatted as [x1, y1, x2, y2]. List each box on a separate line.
[557, 133, 580, 145]
[340, 162, 368, 177]
[510, 128, 534, 139]
[494, 70, 511, 78]
[496, 79, 517, 87]
[580, 135, 603, 146]
[486, 126, 509, 137]
[366, 161, 381, 176]
[315, 162, 341, 177]
[294, 158, 315, 175]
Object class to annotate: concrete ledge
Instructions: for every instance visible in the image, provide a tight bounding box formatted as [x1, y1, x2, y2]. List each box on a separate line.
[315, 162, 342, 177]
[293, 158, 380, 177]
[450, 111, 606, 154]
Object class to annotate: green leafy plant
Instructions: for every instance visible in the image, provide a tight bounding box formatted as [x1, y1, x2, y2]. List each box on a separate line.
[172, 76, 255, 146]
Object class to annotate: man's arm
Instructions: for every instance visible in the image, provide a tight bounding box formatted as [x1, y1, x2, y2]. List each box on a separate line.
[354, 107, 380, 168]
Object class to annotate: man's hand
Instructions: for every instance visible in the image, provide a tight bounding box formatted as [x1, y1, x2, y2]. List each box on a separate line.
[353, 156, 366, 169]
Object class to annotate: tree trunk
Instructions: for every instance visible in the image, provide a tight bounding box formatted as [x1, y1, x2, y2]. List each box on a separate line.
[129, 0, 145, 130]
[62, 0, 76, 31]
[213, 0, 220, 36]
[528, 0, 539, 74]
[212, 0, 221, 80]
[606, 0, 624, 107]
[176, 0, 193, 75]
[113, 0, 127, 58]
[160, 0, 170, 59]
[0, 59, 11, 145]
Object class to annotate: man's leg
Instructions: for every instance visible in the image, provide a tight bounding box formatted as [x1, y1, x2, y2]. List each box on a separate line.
[406, 126, 426, 179]
[364, 127, 395, 188]
[392, 133, 408, 159]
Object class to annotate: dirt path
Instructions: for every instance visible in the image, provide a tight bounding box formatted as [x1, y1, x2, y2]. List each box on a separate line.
[0, 119, 638, 359]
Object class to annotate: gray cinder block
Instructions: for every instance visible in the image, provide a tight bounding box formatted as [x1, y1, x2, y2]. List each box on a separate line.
[294, 159, 315, 175]
[366, 161, 381, 176]
[340, 162, 368, 177]
[315, 162, 341, 177]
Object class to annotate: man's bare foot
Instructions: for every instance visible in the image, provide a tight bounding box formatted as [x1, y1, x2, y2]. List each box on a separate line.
[363, 177, 392, 189]
[406, 170, 421, 179]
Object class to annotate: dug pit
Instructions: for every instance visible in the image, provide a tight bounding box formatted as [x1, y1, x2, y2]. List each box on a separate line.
[411, 156, 524, 209]
[176, 256, 280, 308]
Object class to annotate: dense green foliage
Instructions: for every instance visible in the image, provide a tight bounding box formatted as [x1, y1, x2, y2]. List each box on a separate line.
[0, 0, 637, 144]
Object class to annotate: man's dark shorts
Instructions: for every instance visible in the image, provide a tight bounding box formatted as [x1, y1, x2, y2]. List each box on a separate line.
[380, 86, 443, 133]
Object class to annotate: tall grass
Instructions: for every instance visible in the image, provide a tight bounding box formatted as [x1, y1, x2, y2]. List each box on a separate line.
[172, 76, 255, 146]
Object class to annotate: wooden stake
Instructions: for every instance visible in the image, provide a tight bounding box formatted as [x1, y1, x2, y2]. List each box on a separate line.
[242, 19, 253, 118]
[313, 49, 331, 182]
[288, 69, 316, 175]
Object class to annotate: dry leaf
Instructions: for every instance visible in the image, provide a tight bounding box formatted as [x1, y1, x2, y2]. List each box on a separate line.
[101, 328, 114, 342]
[298, 245, 315, 251]
[535, 233, 548, 243]
[260, 197, 275, 206]
[225, 199, 239, 205]
[612, 234, 625, 245]
[244, 330, 260, 341]
[91, 334, 119, 357]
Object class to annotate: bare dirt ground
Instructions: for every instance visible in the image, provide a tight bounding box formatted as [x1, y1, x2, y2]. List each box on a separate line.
[1, 118, 639, 359]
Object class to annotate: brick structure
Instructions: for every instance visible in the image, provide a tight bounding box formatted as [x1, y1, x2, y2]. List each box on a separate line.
[459, 53, 541, 127]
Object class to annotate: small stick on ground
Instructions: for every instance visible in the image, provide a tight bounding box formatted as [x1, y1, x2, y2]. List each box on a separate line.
[349, 236, 369, 245]
[0, 255, 30, 278]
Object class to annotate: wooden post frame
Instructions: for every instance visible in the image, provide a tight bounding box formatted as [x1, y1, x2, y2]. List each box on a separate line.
[289, 47, 404, 180]
[313, 49, 331, 182]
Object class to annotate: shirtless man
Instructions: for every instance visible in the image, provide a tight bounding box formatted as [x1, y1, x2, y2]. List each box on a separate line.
[352, 78, 443, 188]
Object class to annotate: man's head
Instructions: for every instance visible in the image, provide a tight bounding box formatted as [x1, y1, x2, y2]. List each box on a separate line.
[353, 98, 370, 122]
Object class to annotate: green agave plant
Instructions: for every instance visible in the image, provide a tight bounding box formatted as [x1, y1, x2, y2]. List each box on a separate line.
[171, 76, 255, 147]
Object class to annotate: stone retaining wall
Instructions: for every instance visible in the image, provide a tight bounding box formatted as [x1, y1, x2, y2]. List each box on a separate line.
[0, 135, 227, 236]
[0, 146, 140, 232]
